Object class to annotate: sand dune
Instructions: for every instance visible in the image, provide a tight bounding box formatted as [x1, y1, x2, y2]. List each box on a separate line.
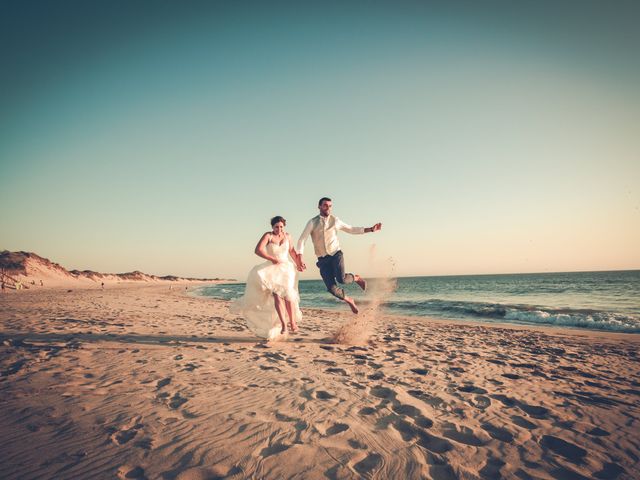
[1, 285, 638, 479]
[0, 250, 229, 289]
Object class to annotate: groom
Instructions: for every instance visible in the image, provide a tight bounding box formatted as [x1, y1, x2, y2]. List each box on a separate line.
[295, 197, 382, 314]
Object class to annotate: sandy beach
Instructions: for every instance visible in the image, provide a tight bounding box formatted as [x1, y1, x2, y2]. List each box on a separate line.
[1, 284, 638, 479]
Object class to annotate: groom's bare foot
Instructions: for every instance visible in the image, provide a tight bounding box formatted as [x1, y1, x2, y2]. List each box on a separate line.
[355, 275, 366, 291]
[345, 297, 359, 314]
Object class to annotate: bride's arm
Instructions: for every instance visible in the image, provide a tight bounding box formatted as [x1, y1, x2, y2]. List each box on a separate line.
[287, 233, 298, 262]
[255, 233, 280, 264]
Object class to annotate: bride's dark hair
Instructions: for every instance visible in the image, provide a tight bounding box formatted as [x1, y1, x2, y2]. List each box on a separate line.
[270, 216, 286, 226]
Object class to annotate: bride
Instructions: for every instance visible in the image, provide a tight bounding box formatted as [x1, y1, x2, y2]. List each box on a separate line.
[231, 216, 301, 339]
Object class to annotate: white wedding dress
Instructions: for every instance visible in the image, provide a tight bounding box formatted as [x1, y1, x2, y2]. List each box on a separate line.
[231, 237, 302, 339]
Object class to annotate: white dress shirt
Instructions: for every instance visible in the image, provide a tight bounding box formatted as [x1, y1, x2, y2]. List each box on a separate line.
[296, 214, 365, 257]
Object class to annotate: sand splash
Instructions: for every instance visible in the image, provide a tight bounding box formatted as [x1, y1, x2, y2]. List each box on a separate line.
[331, 244, 397, 344]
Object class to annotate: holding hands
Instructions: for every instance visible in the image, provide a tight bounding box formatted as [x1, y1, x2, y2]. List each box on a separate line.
[295, 254, 306, 272]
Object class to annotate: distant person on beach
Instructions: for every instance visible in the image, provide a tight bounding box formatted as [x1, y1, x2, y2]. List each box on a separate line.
[296, 197, 382, 314]
[101, 282, 104, 289]
[40, 280, 43, 286]
[231, 216, 301, 339]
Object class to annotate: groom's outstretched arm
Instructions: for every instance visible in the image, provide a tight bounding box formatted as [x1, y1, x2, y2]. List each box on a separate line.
[337, 218, 382, 234]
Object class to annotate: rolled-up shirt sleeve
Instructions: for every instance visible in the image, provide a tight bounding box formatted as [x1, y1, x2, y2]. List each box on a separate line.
[336, 217, 365, 235]
[296, 219, 314, 254]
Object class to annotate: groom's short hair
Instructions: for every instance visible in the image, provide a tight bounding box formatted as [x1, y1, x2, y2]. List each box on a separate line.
[318, 197, 332, 206]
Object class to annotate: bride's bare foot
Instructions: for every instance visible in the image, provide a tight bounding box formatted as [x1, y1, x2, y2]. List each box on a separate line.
[288, 322, 299, 333]
[280, 324, 286, 335]
[355, 275, 367, 291]
[345, 297, 359, 314]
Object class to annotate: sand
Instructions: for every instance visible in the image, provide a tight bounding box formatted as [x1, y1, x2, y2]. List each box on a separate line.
[1, 284, 639, 479]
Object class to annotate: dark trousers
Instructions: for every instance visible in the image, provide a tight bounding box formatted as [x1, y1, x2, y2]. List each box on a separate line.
[316, 250, 354, 300]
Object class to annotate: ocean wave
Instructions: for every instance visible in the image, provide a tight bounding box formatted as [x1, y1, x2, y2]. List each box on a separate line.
[192, 282, 640, 333]
[386, 299, 640, 333]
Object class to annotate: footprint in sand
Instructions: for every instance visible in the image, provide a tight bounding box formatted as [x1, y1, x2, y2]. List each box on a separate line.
[479, 458, 505, 479]
[391, 403, 421, 418]
[264, 352, 287, 362]
[490, 394, 517, 407]
[416, 431, 452, 454]
[110, 418, 143, 446]
[487, 359, 507, 366]
[409, 368, 428, 375]
[481, 423, 514, 443]
[511, 415, 537, 430]
[156, 377, 171, 389]
[457, 384, 488, 394]
[259, 365, 281, 371]
[594, 462, 625, 479]
[117, 465, 145, 479]
[392, 418, 419, 441]
[314, 390, 336, 400]
[441, 422, 489, 446]
[1, 359, 28, 377]
[518, 403, 550, 419]
[326, 423, 350, 436]
[540, 435, 587, 463]
[260, 443, 290, 457]
[407, 390, 445, 408]
[471, 395, 492, 410]
[182, 363, 199, 372]
[134, 438, 153, 450]
[353, 453, 382, 477]
[558, 365, 578, 371]
[428, 454, 457, 480]
[359, 407, 376, 416]
[326, 367, 348, 376]
[415, 416, 433, 428]
[348, 439, 368, 450]
[587, 426, 610, 437]
[369, 386, 397, 400]
[169, 393, 188, 409]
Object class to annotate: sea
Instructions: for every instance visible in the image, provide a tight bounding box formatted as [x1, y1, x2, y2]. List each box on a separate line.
[194, 270, 640, 333]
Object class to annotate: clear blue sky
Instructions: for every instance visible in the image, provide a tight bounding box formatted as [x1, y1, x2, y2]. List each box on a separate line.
[1, 1, 639, 279]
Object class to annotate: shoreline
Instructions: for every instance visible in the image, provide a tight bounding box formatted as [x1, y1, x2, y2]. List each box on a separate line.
[191, 287, 640, 340]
